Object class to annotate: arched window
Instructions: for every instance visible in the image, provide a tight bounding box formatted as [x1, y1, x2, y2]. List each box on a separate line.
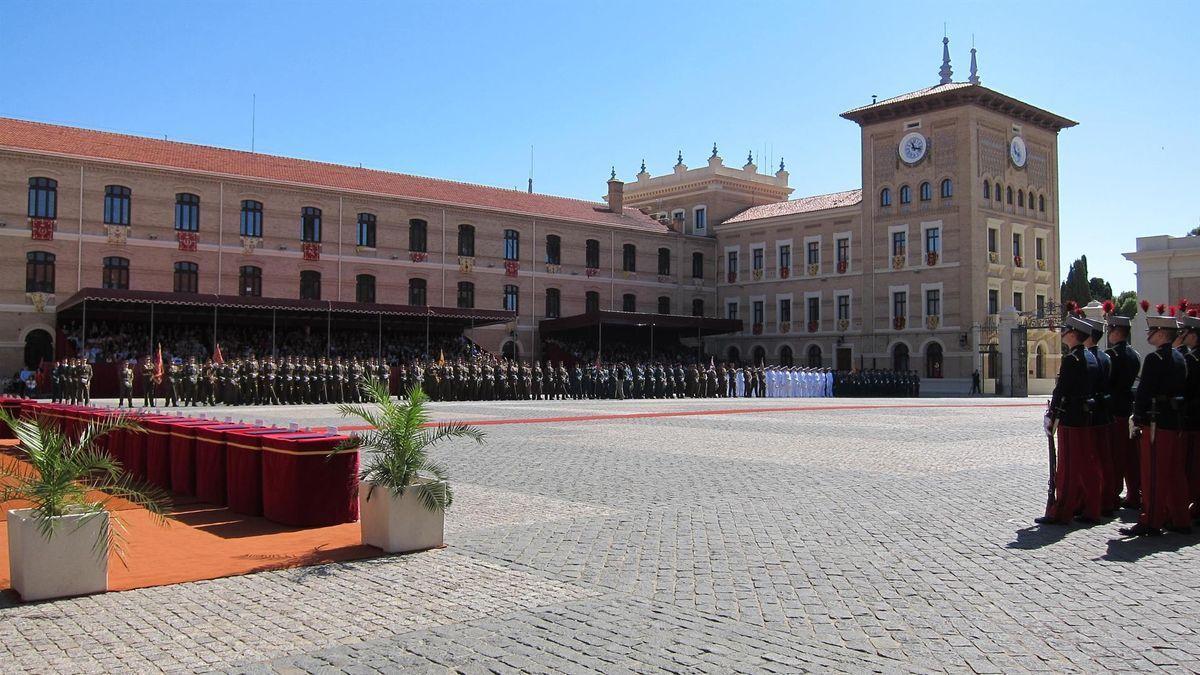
[925, 342, 943, 379]
[240, 200, 263, 237]
[982, 179, 990, 199]
[1017, 190, 1025, 208]
[356, 213, 376, 248]
[408, 278, 427, 306]
[503, 284, 519, 312]
[752, 345, 767, 365]
[301, 206, 322, 243]
[585, 291, 600, 313]
[28, 177, 57, 219]
[692, 252, 704, 279]
[940, 178, 953, 198]
[104, 185, 131, 225]
[622, 244, 637, 272]
[880, 187, 892, 207]
[409, 219, 428, 252]
[1038, 195, 1046, 212]
[899, 185, 911, 204]
[1006, 186, 1014, 205]
[657, 296, 671, 314]
[174, 261, 199, 294]
[356, 274, 376, 303]
[299, 270, 321, 300]
[691, 298, 704, 316]
[1035, 344, 1047, 379]
[174, 193, 200, 232]
[994, 183, 1002, 201]
[780, 345, 794, 367]
[727, 346, 741, 364]
[891, 342, 910, 372]
[622, 293, 636, 312]
[657, 247, 671, 276]
[457, 281, 475, 309]
[503, 229, 520, 261]
[919, 181, 932, 201]
[545, 234, 561, 265]
[545, 288, 561, 318]
[26, 251, 55, 292]
[239, 265, 261, 297]
[807, 344, 822, 368]
[457, 224, 475, 256]
[585, 239, 600, 269]
[102, 256, 129, 290]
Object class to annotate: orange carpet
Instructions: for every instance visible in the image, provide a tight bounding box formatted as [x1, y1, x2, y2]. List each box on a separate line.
[0, 442, 379, 597]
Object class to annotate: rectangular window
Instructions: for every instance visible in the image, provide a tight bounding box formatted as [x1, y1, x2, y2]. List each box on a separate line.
[1036, 237, 1045, 261]
[752, 301, 764, 325]
[988, 289, 999, 315]
[410, 219, 428, 252]
[692, 252, 704, 279]
[545, 288, 561, 318]
[807, 241, 819, 265]
[837, 295, 850, 321]
[779, 298, 792, 323]
[1012, 233, 1022, 258]
[892, 231, 906, 256]
[924, 227, 940, 254]
[622, 294, 636, 312]
[779, 244, 791, 270]
[622, 244, 637, 272]
[546, 236, 562, 265]
[988, 228, 998, 254]
[1013, 291, 1024, 312]
[301, 207, 322, 243]
[102, 256, 130, 290]
[457, 282, 475, 309]
[658, 248, 671, 276]
[727, 251, 738, 278]
[807, 297, 820, 323]
[585, 291, 599, 313]
[657, 296, 671, 314]
[752, 248, 764, 271]
[175, 194, 200, 232]
[504, 230, 520, 261]
[299, 270, 321, 300]
[1036, 294, 1046, 317]
[727, 302, 738, 320]
[585, 239, 600, 268]
[836, 238, 849, 263]
[892, 291, 907, 321]
[240, 200, 263, 237]
[356, 274, 376, 303]
[356, 213, 376, 248]
[239, 266, 262, 297]
[409, 279, 427, 306]
[104, 186, 131, 226]
[925, 289, 941, 316]
[503, 285, 519, 313]
[694, 207, 707, 232]
[174, 262, 199, 294]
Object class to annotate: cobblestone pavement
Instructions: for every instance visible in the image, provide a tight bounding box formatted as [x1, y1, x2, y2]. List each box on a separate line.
[5, 396, 1200, 673]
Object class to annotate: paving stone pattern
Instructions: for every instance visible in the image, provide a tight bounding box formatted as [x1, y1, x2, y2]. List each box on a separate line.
[4, 397, 1200, 673]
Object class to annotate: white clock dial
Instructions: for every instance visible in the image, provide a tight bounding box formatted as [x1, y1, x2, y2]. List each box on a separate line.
[898, 132, 927, 164]
[1010, 136, 1027, 168]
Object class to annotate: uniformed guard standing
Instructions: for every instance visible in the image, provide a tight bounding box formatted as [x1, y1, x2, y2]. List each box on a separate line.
[79, 358, 92, 405]
[141, 355, 157, 408]
[1176, 307, 1200, 520]
[1121, 302, 1191, 536]
[1037, 311, 1102, 526]
[50, 361, 62, 403]
[182, 357, 199, 406]
[1104, 305, 1142, 509]
[163, 358, 180, 407]
[1081, 316, 1115, 515]
[118, 361, 135, 408]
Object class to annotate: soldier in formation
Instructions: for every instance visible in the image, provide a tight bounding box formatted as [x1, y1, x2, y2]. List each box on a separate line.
[50, 358, 94, 405]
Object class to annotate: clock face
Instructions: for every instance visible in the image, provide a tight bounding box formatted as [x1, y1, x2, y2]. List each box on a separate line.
[1010, 136, 1027, 168]
[898, 132, 927, 164]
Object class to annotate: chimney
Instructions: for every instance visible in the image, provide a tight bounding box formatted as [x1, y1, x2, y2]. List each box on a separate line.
[607, 168, 624, 214]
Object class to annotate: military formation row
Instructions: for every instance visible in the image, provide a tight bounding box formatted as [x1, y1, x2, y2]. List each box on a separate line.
[1043, 300, 1200, 538]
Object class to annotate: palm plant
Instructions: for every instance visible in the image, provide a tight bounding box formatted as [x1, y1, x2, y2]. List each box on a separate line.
[336, 379, 483, 512]
[0, 408, 168, 561]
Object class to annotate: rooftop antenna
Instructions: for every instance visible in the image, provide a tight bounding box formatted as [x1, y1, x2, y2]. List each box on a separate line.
[251, 93, 256, 153]
[528, 145, 533, 193]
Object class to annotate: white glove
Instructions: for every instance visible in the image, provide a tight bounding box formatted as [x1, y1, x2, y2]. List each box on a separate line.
[1128, 417, 1138, 440]
[1043, 415, 1054, 436]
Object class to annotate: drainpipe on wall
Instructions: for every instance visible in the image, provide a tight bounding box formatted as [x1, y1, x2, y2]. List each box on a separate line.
[217, 182, 223, 295]
[337, 197, 343, 301]
[77, 166, 84, 290]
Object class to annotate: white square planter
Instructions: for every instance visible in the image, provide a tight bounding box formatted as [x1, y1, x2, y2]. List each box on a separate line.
[7, 508, 108, 601]
[358, 480, 444, 553]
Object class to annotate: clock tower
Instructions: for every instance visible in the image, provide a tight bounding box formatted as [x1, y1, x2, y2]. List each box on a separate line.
[839, 39, 1077, 390]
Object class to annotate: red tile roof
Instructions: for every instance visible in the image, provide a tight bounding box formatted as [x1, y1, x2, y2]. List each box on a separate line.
[0, 117, 668, 232]
[723, 189, 862, 224]
[840, 82, 1077, 131]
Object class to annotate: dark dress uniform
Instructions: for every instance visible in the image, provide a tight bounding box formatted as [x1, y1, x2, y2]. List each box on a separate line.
[1106, 329, 1142, 508]
[118, 362, 135, 408]
[1124, 314, 1191, 536]
[1041, 316, 1103, 525]
[141, 358, 157, 407]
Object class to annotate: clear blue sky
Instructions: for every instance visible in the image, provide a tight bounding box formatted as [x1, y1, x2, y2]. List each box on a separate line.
[2, 1, 1196, 294]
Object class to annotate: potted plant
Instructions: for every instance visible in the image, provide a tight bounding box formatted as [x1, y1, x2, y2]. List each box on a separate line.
[1, 409, 166, 601]
[337, 380, 484, 554]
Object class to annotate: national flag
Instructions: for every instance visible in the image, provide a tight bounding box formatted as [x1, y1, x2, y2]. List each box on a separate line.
[438, 349, 445, 366]
[213, 343, 225, 364]
[153, 344, 164, 384]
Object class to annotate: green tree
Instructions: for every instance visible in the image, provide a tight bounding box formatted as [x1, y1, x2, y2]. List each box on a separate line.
[1188, 225, 1200, 236]
[1060, 255, 1092, 308]
[1114, 290, 1137, 317]
[1089, 277, 1113, 302]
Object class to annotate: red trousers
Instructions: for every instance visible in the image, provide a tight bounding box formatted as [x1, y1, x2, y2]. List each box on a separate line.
[1045, 425, 1103, 523]
[1138, 429, 1191, 530]
[1094, 422, 1116, 513]
[1186, 431, 1200, 519]
[1110, 418, 1140, 506]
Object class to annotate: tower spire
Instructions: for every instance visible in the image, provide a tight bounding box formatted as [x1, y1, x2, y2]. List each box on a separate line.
[968, 39, 980, 85]
[938, 36, 953, 85]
